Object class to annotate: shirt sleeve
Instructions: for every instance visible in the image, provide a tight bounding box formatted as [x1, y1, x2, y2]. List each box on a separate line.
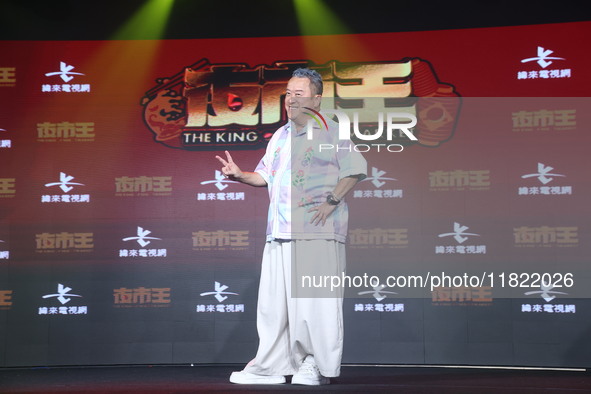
[336, 138, 368, 181]
[254, 153, 271, 185]
[254, 127, 281, 185]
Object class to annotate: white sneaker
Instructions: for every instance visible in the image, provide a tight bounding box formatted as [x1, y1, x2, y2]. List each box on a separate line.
[291, 355, 330, 385]
[229, 370, 286, 384]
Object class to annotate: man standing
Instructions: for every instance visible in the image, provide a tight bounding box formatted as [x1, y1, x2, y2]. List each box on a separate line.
[216, 68, 367, 385]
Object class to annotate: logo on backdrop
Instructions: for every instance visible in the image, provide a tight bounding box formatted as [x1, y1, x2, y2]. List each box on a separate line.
[39, 283, 88, 315]
[354, 166, 403, 199]
[37, 121, 96, 142]
[42, 172, 90, 203]
[436, 222, 486, 254]
[429, 169, 490, 191]
[518, 162, 572, 196]
[42, 62, 91, 93]
[513, 226, 578, 248]
[115, 176, 173, 197]
[0, 238, 8, 260]
[200, 170, 239, 191]
[141, 58, 460, 151]
[36, 232, 94, 253]
[517, 46, 571, 80]
[349, 228, 408, 249]
[431, 286, 493, 306]
[192, 230, 250, 251]
[0, 127, 13, 148]
[0, 178, 16, 198]
[196, 281, 244, 313]
[197, 171, 245, 201]
[120, 226, 167, 258]
[512, 108, 576, 132]
[0, 67, 16, 87]
[521, 283, 575, 314]
[0, 290, 12, 310]
[355, 285, 403, 313]
[113, 287, 171, 308]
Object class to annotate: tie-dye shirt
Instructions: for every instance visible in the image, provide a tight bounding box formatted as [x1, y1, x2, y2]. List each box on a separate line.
[255, 119, 367, 242]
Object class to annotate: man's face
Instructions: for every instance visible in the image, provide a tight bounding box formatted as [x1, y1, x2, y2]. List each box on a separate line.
[285, 77, 321, 127]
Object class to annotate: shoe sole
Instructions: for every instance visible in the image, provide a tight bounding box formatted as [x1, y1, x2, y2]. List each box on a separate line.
[291, 376, 330, 385]
[230, 373, 286, 385]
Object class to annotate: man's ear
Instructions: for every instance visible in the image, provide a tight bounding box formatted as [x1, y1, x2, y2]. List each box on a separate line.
[313, 95, 322, 108]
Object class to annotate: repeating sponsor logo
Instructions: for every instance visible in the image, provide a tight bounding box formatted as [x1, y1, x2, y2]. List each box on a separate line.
[429, 170, 490, 191]
[37, 121, 96, 142]
[115, 176, 173, 197]
[353, 284, 404, 312]
[514, 226, 578, 247]
[0, 238, 8, 260]
[197, 171, 245, 201]
[353, 302, 404, 313]
[522, 283, 575, 314]
[0, 67, 16, 87]
[436, 222, 486, 254]
[0, 127, 12, 148]
[192, 230, 250, 251]
[358, 284, 398, 302]
[42, 172, 90, 203]
[431, 286, 493, 306]
[113, 287, 171, 308]
[35, 232, 94, 253]
[0, 178, 16, 198]
[349, 228, 408, 248]
[200, 170, 239, 191]
[355, 284, 404, 313]
[0, 290, 13, 310]
[120, 226, 167, 258]
[196, 281, 244, 313]
[141, 58, 460, 150]
[512, 109, 576, 132]
[517, 46, 571, 80]
[42, 62, 90, 93]
[39, 283, 88, 315]
[518, 163, 572, 196]
[353, 166, 403, 199]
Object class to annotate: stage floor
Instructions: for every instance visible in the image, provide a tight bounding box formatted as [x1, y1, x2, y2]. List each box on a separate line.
[0, 364, 589, 393]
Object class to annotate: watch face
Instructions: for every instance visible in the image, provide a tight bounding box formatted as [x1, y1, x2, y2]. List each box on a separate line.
[327, 195, 339, 205]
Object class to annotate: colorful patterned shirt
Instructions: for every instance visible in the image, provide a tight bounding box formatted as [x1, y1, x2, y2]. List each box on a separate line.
[255, 119, 367, 242]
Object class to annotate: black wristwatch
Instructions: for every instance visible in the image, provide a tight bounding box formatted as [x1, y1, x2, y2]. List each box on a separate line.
[326, 193, 341, 206]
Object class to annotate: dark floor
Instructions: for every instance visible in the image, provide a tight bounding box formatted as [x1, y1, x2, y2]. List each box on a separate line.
[0, 364, 589, 393]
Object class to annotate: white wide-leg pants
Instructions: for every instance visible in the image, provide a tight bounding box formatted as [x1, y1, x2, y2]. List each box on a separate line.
[243, 239, 346, 377]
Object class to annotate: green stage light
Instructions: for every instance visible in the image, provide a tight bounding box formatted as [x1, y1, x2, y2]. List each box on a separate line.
[293, 0, 351, 36]
[111, 0, 175, 40]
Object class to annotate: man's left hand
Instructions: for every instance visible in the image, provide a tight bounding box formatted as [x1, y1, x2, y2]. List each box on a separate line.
[308, 203, 337, 226]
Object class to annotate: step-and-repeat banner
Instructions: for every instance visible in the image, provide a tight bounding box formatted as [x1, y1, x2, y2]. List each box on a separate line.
[1, 21, 590, 367]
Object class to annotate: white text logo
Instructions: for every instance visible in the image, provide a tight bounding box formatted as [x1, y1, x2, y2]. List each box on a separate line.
[45, 62, 85, 82]
[122, 227, 162, 247]
[200, 170, 239, 191]
[200, 281, 238, 303]
[521, 46, 565, 69]
[521, 162, 565, 185]
[438, 222, 480, 244]
[42, 283, 82, 305]
[44, 172, 85, 193]
[357, 284, 398, 302]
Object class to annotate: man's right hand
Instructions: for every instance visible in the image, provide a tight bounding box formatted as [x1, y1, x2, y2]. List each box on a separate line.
[216, 150, 244, 181]
[215, 150, 267, 187]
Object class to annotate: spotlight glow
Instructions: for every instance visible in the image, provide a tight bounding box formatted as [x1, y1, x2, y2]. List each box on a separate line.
[112, 0, 175, 40]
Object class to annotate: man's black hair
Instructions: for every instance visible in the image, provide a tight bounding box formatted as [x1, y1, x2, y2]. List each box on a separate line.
[292, 68, 323, 95]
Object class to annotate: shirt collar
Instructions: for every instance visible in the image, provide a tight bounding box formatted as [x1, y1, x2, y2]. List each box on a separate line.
[285, 121, 320, 137]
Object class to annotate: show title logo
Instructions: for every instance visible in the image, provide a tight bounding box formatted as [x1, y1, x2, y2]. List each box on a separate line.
[141, 58, 460, 151]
